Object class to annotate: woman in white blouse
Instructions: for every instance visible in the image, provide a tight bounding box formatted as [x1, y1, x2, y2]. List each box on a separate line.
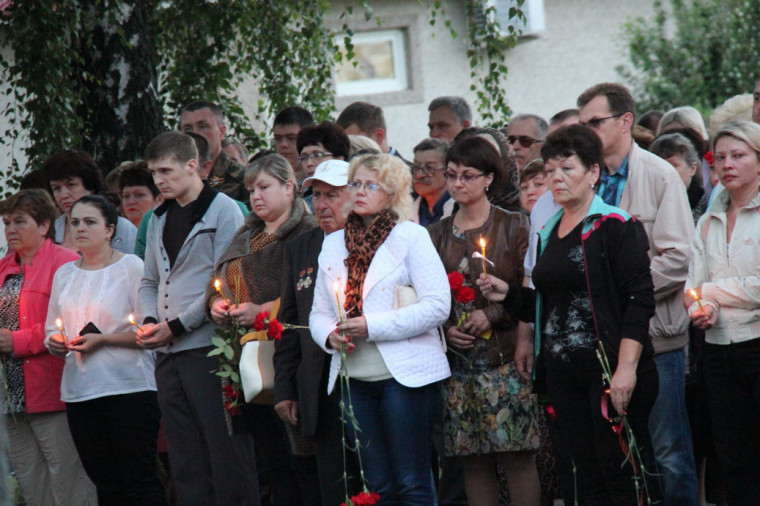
[46, 195, 165, 505]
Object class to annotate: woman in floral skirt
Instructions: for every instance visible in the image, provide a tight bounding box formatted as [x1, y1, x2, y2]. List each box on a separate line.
[428, 135, 540, 506]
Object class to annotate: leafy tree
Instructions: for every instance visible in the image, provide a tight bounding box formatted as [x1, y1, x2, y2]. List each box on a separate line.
[0, 0, 523, 193]
[618, 0, 760, 115]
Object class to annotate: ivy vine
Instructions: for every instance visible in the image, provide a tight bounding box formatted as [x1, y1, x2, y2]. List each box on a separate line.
[0, 0, 523, 194]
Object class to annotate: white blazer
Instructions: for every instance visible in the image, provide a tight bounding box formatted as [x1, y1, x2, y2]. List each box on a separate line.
[310, 221, 451, 393]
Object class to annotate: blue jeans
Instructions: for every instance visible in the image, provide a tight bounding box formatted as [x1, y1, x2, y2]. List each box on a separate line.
[343, 378, 439, 506]
[648, 349, 698, 505]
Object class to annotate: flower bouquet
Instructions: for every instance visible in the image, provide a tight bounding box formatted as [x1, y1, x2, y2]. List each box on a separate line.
[448, 271, 492, 340]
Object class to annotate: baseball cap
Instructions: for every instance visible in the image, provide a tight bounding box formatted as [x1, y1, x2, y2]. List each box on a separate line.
[301, 159, 349, 188]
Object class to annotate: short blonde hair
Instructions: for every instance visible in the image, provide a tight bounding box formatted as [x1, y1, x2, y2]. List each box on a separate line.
[348, 153, 413, 221]
[711, 120, 760, 156]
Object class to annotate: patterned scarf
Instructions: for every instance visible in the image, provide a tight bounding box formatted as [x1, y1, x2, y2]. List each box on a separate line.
[343, 209, 398, 318]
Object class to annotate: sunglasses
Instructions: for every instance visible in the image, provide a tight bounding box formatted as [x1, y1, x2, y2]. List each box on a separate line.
[507, 135, 543, 148]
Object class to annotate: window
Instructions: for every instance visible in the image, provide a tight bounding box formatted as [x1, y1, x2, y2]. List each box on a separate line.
[335, 29, 409, 97]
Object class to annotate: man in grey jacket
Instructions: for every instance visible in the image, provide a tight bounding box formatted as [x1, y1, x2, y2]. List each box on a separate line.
[139, 131, 258, 505]
[578, 83, 698, 506]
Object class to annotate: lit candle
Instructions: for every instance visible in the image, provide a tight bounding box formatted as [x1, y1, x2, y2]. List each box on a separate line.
[128, 313, 144, 332]
[333, 280, 344, 323]
[56, 318, 67, 345]
[689, 289, 704, 311]
[479, 237, 488, 276]
[214, 279, 231, 307]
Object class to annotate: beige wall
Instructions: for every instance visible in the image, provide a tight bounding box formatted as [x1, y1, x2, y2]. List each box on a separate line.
[330, 0, 659, 158]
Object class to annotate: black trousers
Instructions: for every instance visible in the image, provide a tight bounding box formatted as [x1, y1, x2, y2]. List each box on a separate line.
[545, 356, 662, 506]
[704, 340, 760, 505]
[156, 347, 259, 505]
[66, 391, 166, 506]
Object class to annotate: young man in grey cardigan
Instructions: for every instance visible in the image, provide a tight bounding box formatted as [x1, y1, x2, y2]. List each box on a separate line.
[139, 131, 258, 505]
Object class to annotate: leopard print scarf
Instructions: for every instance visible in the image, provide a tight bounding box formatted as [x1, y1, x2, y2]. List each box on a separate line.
[343, 209, 398, 318]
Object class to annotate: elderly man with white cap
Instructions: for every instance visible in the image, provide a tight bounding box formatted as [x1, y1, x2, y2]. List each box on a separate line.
[273, 159, 359, 505]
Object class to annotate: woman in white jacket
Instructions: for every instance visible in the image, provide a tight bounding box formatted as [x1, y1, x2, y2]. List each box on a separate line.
[310, 153, 451, 505]
[685, 120, 760, 503]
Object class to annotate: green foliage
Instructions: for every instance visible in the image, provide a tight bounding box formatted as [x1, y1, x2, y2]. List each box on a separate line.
[427, 0, 524, 127]
[0, 0, 520, 190]
[618, 0, 760, 114]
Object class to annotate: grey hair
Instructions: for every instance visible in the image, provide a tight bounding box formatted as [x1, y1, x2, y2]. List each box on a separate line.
[413, 137, 449, 159]
[428, 96, 472, 123]
[511, 114, 549, 140]
[650, 133, 700, 167]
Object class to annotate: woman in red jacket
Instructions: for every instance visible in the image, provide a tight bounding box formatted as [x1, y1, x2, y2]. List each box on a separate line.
[0, 190, 95, 505]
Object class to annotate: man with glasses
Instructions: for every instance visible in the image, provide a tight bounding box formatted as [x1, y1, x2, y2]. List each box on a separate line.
[296, 121, 350, 208]
[411, 138, 453, 226]
[577, 82, 698, 506]
[506, 114, 548, 171]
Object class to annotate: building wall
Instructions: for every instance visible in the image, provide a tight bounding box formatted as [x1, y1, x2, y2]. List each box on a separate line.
[330, 0, 659, 158]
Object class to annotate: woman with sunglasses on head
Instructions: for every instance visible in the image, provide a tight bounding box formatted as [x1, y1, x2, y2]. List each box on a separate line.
[477, 125, 662, 505]
[310, 153, 450, 505]
[427, 135, 540, 506]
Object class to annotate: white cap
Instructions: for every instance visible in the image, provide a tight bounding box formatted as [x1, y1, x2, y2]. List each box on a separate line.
[301, 159, 349, 188]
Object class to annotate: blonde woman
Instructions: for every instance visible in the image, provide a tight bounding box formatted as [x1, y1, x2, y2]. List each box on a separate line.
[310, 153, 451, 504]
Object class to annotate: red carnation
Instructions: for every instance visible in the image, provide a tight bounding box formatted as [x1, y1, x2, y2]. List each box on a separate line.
[545, 404, 557, 421]
[224, 401, 241, 416]
[341, 491, 380, 506]
[253, 311, 269, 331]
[447, 271, 464, 291]
[454, 286, 475, 304]
[267, 318, 284, 340]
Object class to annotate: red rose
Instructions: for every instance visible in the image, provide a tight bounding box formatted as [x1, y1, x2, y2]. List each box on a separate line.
[224, 401, 241, 416]
[253, 311, 269, 331]
[267, 318, 284, 340]
[222, 384, 236, 398]
[545, 404, 557, 421]
[447, 271, 464, 291]
[454, 286, 475, 304]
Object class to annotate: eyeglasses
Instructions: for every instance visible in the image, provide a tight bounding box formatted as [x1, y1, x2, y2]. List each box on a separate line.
[347, 181, 383, 192]
[444, 172, 486, 184]
[580, 113, 623, 129]
[412, 164, 445, 176]
[297, 152, 333, 163]
[507, 135, 543, 148]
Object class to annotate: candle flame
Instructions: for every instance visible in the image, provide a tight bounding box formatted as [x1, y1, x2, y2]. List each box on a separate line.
[333, 280, 340, 292]
[214, 279, 221, 290]
[689, 289, 699, 299]
[479, 237, 486, 248]
[55, 318, 62, 328]
[128, 313, 135, 324]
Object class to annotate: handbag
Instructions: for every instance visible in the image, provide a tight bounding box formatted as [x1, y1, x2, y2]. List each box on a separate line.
[393, 285, 447, 352]
[239, 298, 281, 404]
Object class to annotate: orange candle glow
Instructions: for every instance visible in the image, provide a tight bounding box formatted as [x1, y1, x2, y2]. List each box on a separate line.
[128, 313, 144, 332]
[214, 279, 231, 307]
[479, 237, 488, 276]
[56, 318, 68, 345]
[689, 289, 704, 311]
[333, 280, 344, 323]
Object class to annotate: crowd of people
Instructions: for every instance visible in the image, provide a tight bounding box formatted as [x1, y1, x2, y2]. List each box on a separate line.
[0, 78, 759, 506]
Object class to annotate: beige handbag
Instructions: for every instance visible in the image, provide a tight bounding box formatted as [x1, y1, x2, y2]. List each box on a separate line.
[393, 286, 447, 352]
[239, 299, 281, 404]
